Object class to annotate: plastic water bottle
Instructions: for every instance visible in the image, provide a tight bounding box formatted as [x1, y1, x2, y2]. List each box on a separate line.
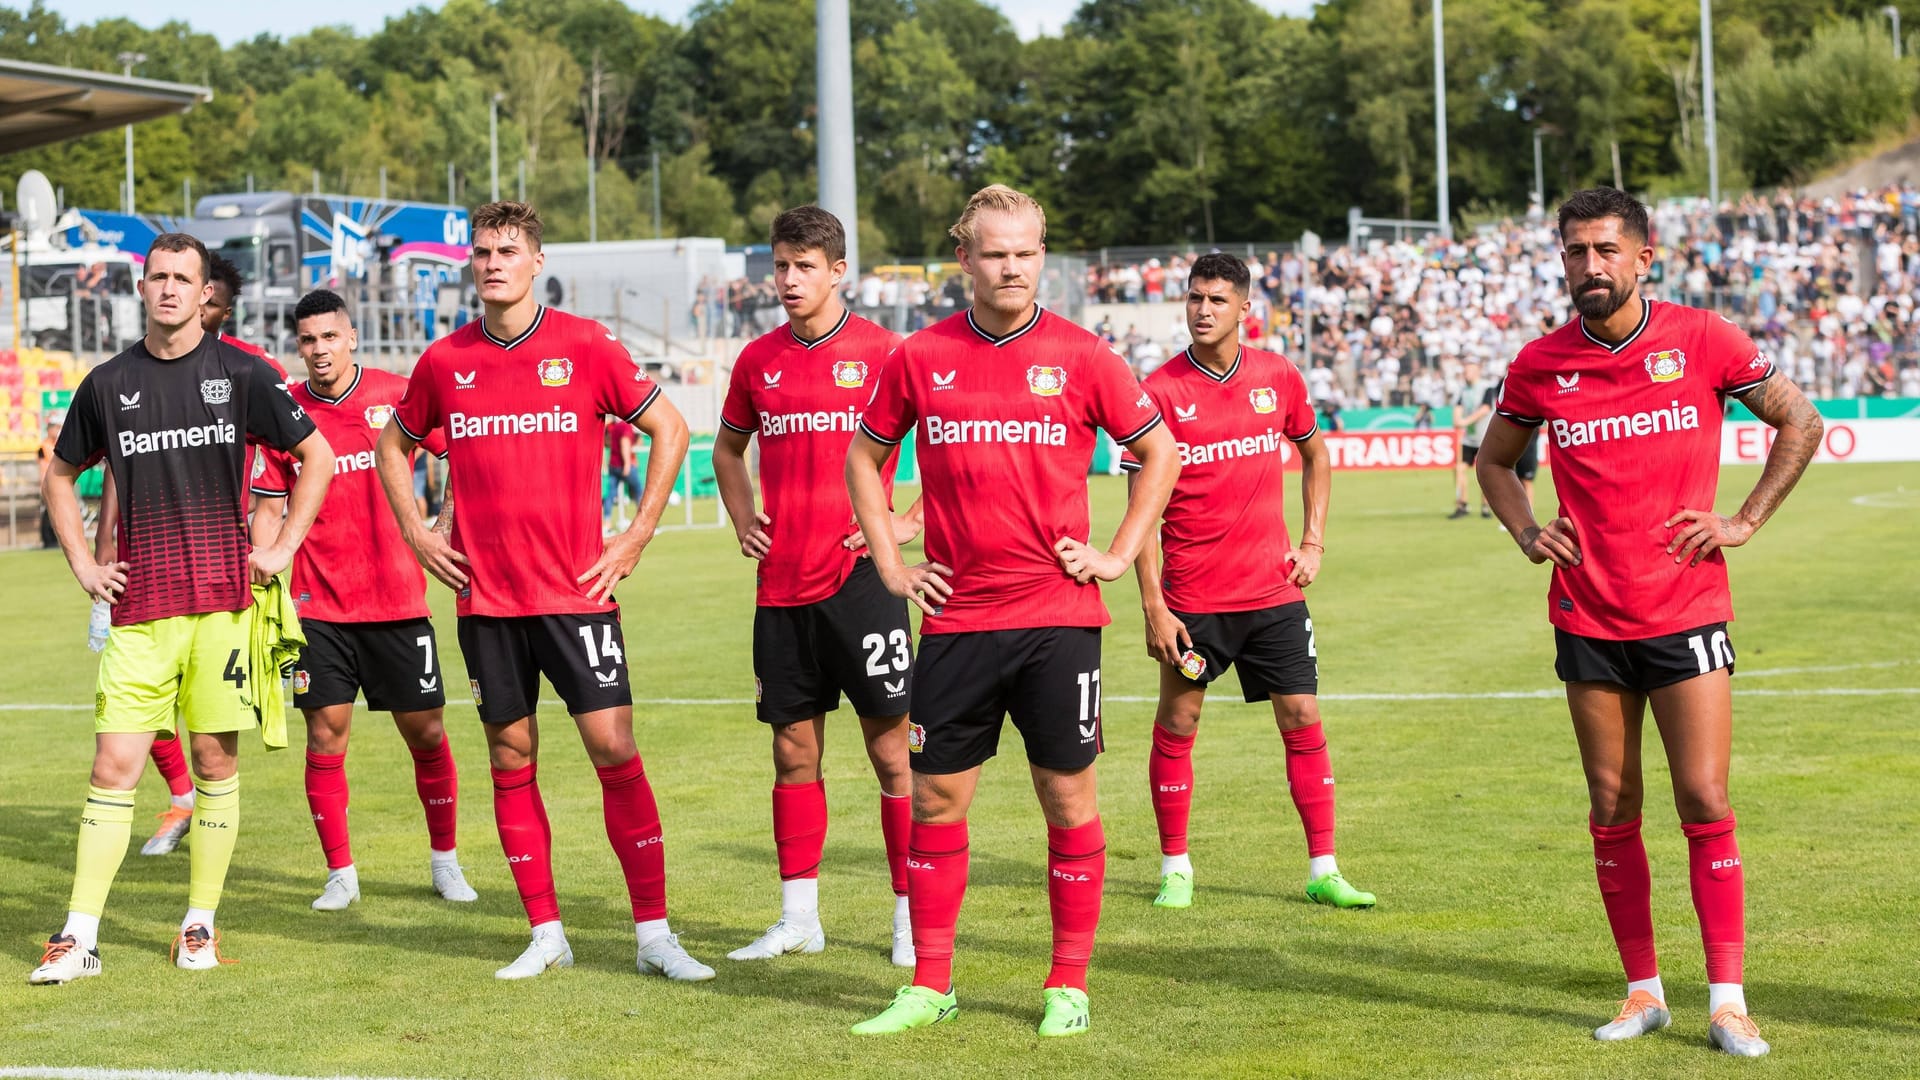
[87, 599, 111, 653]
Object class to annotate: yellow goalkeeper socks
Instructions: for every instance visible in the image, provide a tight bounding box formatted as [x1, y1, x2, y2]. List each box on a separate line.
[67, 785, 136, 924]
[186, 773, 240, 913]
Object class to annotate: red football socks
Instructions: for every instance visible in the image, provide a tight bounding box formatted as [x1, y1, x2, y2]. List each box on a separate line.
[409, 737, 459, 853]
[908, 819, 970, 992]
[1281, 721, 1337, 857]
[1682, 812, 1745, 985]
[1045, 818, 1107, 992]
[1149, 725, 1196, 856]
[598, 754, 668, 923]
[492, 763, 560, 926]
[771, 780, 828, 881]
[151, 735, 193, 799]
[880, 790, 911, 897]
[1589, 816, 1659, 982]
[304, 750, 353, 870]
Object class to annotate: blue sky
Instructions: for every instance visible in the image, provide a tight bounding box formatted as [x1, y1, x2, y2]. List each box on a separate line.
[45, 0, 1322, 45]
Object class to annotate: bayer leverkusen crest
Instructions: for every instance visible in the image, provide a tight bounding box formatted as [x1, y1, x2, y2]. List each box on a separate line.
[833, 360, 868, 388]
[1249, 386, 1278, 414]
[364, 403, 394, 429]
[1644, 349, 1686, 383]
[537, 357, 574, 387]
[1026, 365, 1066, 396]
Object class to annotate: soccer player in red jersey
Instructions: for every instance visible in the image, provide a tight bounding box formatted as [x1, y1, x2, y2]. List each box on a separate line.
[374, 202, 713, 982]
[1121, 253, 1377, 913]
[714, 206, 920, 966]
[251, 289, 476, 912]
[95, 253, 290, 858]
[846, 185, 1179, 1037]
[1477, 189, 1823, 1058]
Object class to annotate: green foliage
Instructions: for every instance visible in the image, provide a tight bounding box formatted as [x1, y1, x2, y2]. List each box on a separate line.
[1721, 17, 1920, 185]
[2, 1, 1918, 248]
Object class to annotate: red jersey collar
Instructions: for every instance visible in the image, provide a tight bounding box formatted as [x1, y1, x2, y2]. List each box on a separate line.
[788, 308, 851, 350]
[1578, 297, 1653, 354]
[481, 306, 546, 351]
[965, 305, 1042, 347]
[1183, 345, 1243, 383]
[304, 365, 362, 405]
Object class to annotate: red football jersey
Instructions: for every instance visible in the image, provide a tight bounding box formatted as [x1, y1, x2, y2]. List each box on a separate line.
[394, 307, 662, 617]
[1497, 299, 1774, 639]
[228, 336, 288, 482]
[859, 308, 1162, 634]
[722, 311, 903, 607]
[252, 367, 448, 623]
[1120, 347, 1318, 613]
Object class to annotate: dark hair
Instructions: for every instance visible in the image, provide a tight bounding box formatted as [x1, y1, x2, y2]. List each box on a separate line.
[769, 205, 847, 264]
[1557, 187, 1649, 244]
[146, 232, 211, 282]
[1186, 252, 1250, 296]
[471, 201, 544, 250]
[294, 288, 350, 324]
[207, 253, 244, 299]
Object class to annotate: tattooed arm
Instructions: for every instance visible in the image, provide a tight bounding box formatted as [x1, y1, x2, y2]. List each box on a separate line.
[1664, 373, 1823, 566]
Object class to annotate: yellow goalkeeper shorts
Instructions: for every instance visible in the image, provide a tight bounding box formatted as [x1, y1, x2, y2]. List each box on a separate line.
[94, 609, 258, 735]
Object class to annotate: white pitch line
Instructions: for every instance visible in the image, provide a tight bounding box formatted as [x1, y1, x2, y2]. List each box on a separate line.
[5, 685, 1919, 713]
[1735, 659, 1914, 677]
[0, 1069, 434, 1080]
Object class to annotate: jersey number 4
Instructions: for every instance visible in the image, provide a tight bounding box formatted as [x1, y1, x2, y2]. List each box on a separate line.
[223, 649, 247, 689]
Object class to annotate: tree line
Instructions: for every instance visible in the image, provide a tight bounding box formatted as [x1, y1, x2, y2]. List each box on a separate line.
[3, 0, 1917, 258]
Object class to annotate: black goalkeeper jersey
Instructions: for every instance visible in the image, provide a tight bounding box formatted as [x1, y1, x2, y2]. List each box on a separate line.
[56, 333, 316, 626]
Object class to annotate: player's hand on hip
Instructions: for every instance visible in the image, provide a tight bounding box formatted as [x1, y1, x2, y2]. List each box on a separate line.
[579, 530, 647, 604]
[1663, 508, 1754, 567]
[1520, 517, 1581, 568]
[881, 560, 952, 616]
[408, 528, 470, 591]
[77, 560, 129, 604]
[1054, 537, 1127, 584]
[844, 511, 922, 556]
[1285, 544, 1322, 587]
[738, 511, 772, 560]
[248, 544, 292, 586]
[1143, 604, 1192, 666]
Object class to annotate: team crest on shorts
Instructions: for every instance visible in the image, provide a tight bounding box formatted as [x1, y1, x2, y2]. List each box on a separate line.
[469, 678, 484, 705]
[537, 357, 574, 387]
[1644, 349, 1686, 383]
[1249, 386, 1278, 414]
[364, 403, 394, 429]
[251, 454, 267, 480]
[292, 670, 311, 693]
[94, 691, 106, 722]
[754, 677, 763, 703]
[832, 360, 868, 388]
[907, 722, 926, 753]
[1177, 650, 1208, 680]
[200, 378, 233, 405]
[1026, 365, 1066, 396]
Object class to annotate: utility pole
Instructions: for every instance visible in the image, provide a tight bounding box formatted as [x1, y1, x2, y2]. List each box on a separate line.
[490, 92, 504, 201]
[117, 52, 146, 214]
[1701, 0, 1719, 205]
[816, 0, 860, 281]
[1431, 0, 1450, 240]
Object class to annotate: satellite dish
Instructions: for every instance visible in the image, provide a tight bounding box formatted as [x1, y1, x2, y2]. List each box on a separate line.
[16, 169, 58, 242]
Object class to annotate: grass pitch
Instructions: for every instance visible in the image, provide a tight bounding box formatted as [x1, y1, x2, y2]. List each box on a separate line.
[1, 464, 1916, 1079]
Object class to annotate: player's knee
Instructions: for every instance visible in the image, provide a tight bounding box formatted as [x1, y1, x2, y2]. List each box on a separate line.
[1672, 784, 1730, 824]
[770, 722, 821, 780]
[1154, 708, 1200, 739]
[1586, 778, 1642, 824]
[487, 742, 532, 771]
[1271, 695, 1320, 730]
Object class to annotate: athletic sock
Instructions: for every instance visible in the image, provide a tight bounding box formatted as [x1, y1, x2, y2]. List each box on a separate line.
[1682, 812, 1745, 987]
[1628, 976, 1667, 1003]
[181, 907, 215, 933]
[908, 819, 969, 992]
[492, 764, 560, 926]
[185, 773, 240, 914]
[409, 736, 459, 853]
[1709, 983, 1747, 1016]
[1589, 816, 1659, 983]
[597, 754, 667, 923]
[771, 779, 828, 914]
[1162, 852, 1193, 877]
[880, 789, 911, 899]
[304, 751, 352, 870]
[68, 785, 136, 924]
[1281, 721, 1337, 860]
[149, 736, 193, 801]
[1148, 725, 1196, 858]
[1045, 818, 1107, 993]
[59, 912, 101, 952]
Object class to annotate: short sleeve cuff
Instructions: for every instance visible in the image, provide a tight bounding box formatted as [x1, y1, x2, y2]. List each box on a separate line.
[394, 414, 431, 442]
[1724, 367, 1775, 397]
[1113, 414, 1164, 445]
[857, 419, 904, 447]
[1118, 459, 1143, 473]
[720, 416, 755, 435]
[1494, 408, 1544, 429]
[622, 384, 662, 424]
[1288, 422, 1320, 443]
[250, 485, 290, 498]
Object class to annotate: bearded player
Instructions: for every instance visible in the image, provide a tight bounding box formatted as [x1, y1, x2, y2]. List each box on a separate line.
[376, 201, 712, 982]
[1478, 188, 1822, 1058]
[252, 289, 475, 912]
[1123, 253, 1376, 912]
[714, 206, 921, 966]
[846, 185, 1179, 1037]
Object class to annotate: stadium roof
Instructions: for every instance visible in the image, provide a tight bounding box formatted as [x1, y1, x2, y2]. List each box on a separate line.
[0, 59, 212, 155]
